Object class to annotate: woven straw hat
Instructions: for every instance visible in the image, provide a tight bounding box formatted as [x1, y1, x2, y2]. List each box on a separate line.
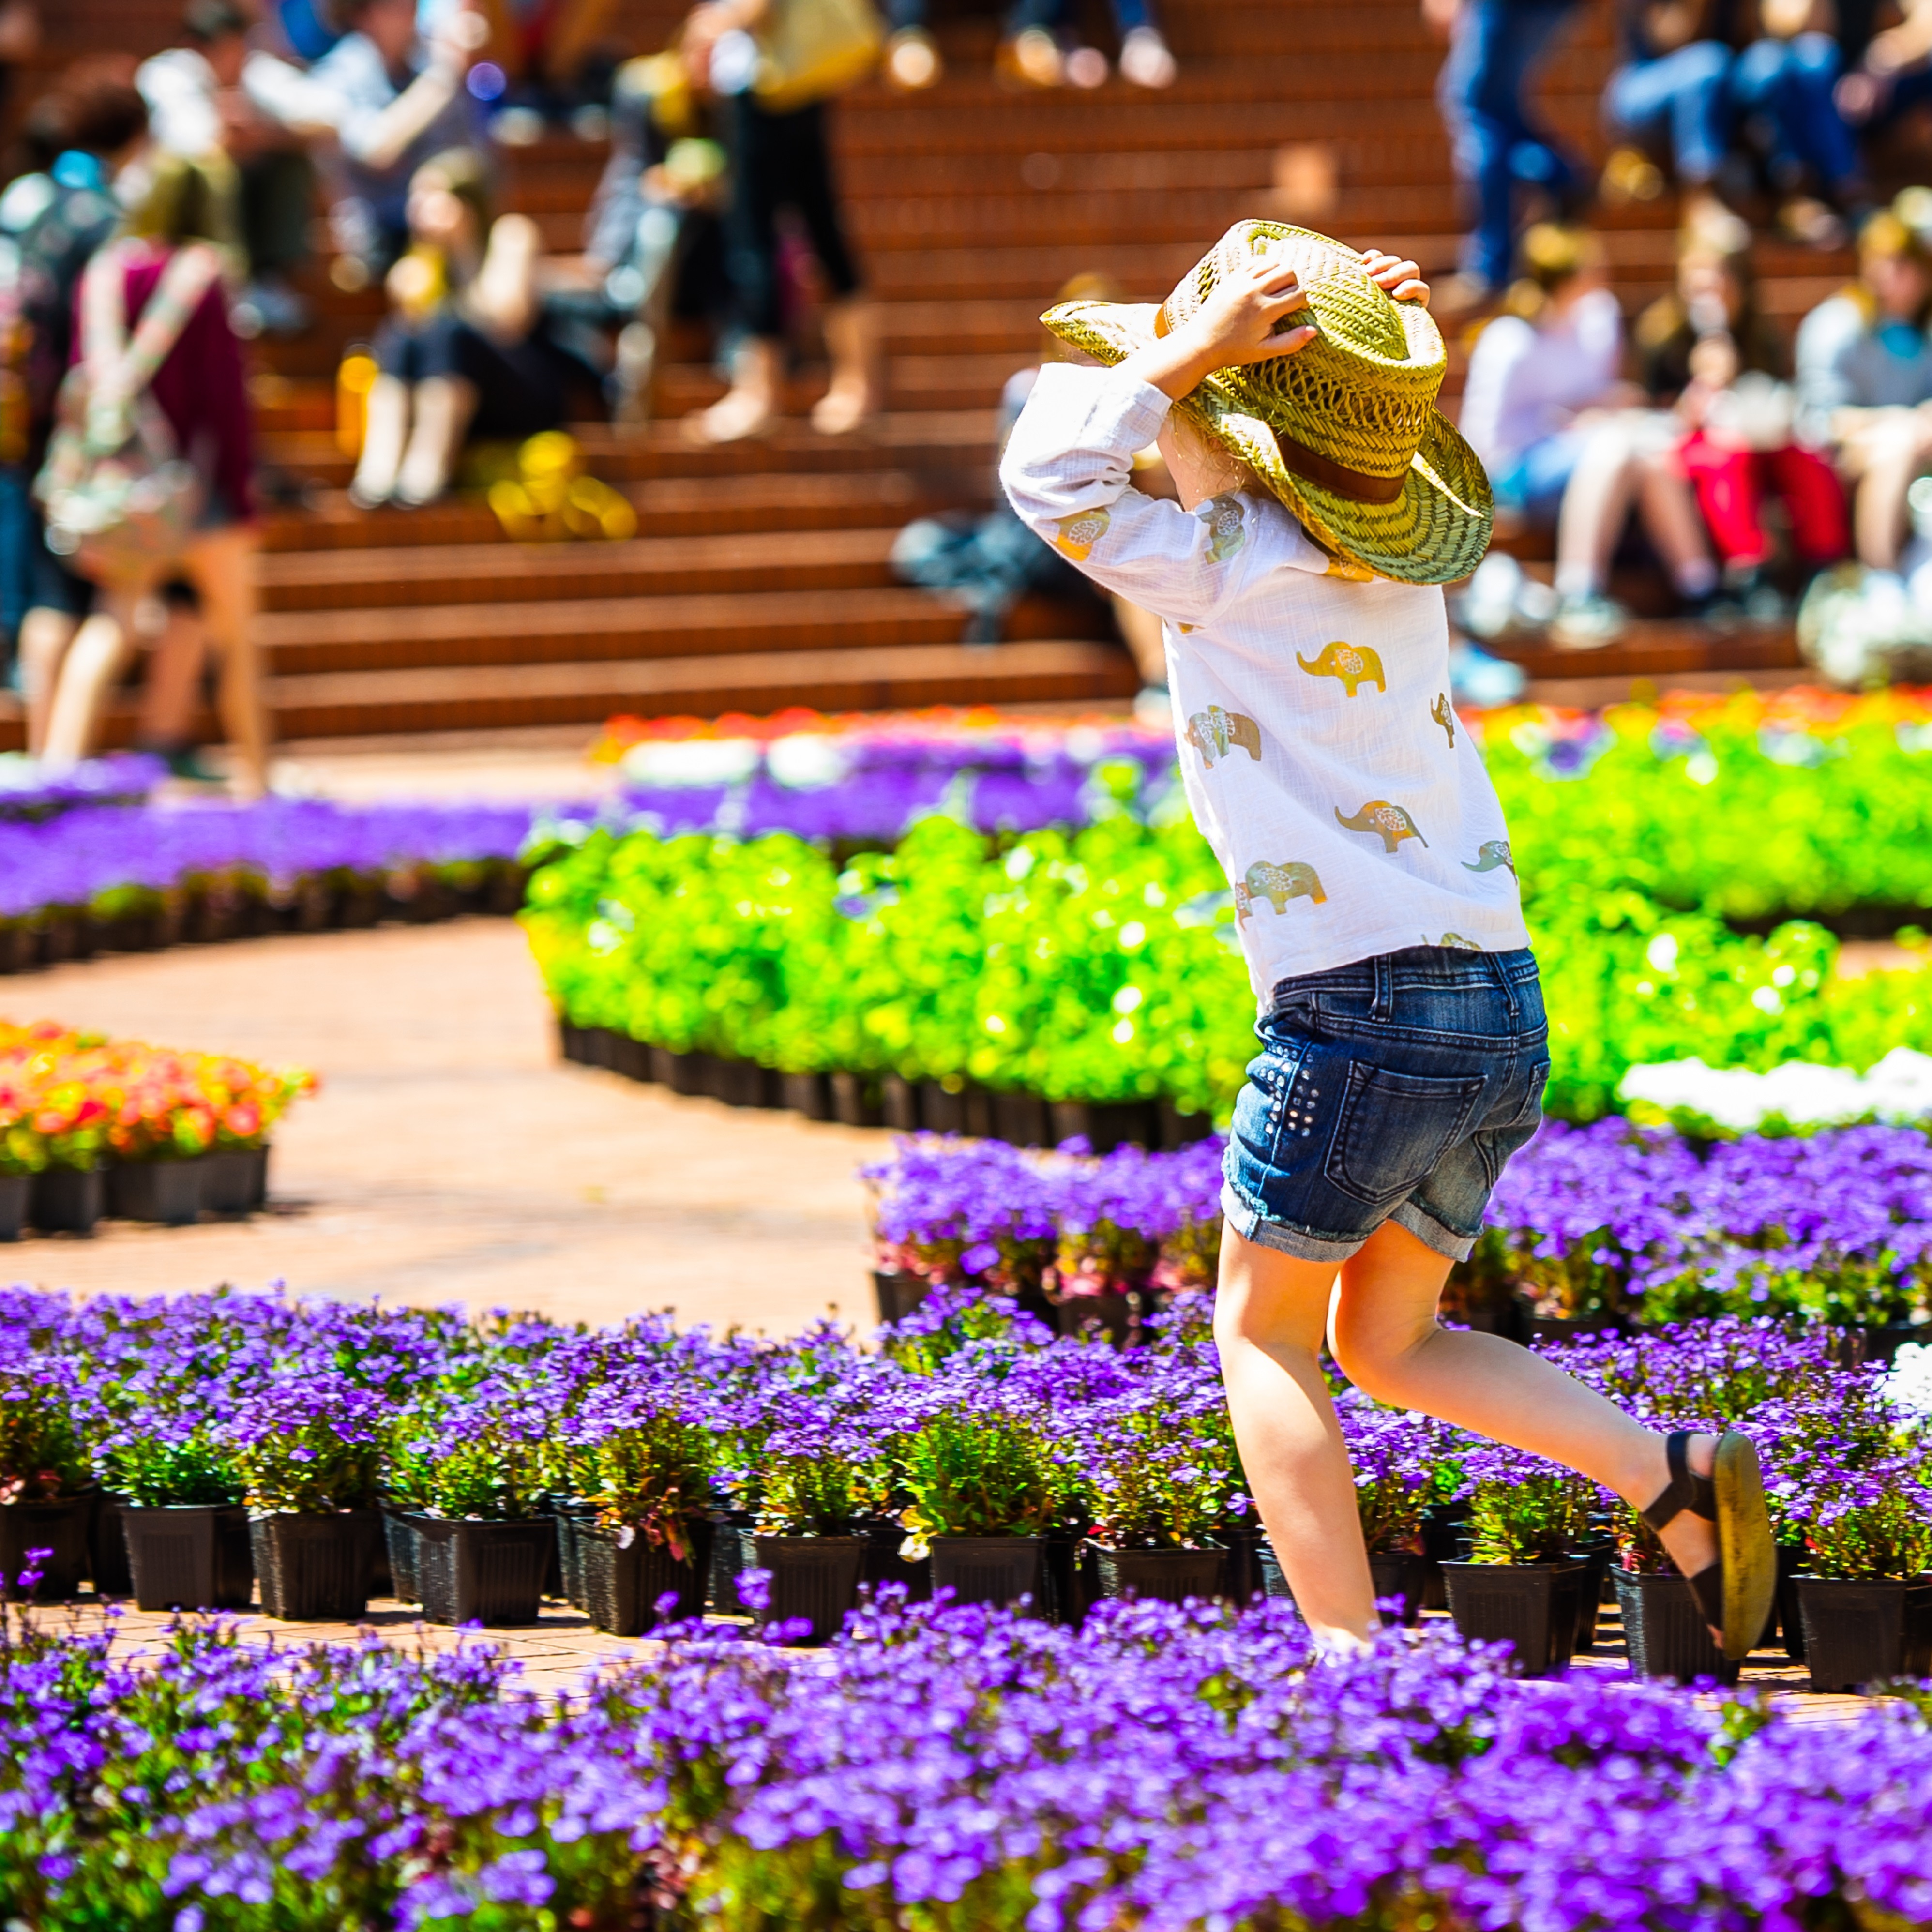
[1041, 220, 1493, 586]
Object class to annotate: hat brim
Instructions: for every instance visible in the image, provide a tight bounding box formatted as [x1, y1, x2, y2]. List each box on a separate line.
[1043, 299, 1493, 588]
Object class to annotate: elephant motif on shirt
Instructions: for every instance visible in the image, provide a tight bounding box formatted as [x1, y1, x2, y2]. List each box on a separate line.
[1195, 493, 1249, 562]
[1239, 860, 1327, 917]
[1296, 640, 1386, 696]
[1185, 706, 1263, 768]
[1334, 800, 1428, 852]
[1431, 693, 1456, 746]
[1463, 839, 1516, 876]
[1051, 507, 1110, 560]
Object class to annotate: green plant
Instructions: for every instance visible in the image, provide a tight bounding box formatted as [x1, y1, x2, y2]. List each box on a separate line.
[896, 1405, 1058, 1553]
[0, 1362, 88, 1501]
[100, 1421, 242, 1508]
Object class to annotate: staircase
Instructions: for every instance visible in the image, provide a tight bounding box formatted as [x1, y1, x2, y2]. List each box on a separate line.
[5, 0, 1868, 751]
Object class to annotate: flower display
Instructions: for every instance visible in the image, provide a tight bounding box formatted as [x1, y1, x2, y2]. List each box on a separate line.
[0, 1022, 314, 1173]
[0, 752, 163, 821]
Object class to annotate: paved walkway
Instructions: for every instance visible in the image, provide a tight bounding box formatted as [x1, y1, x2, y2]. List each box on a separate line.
[7, 920, 890, 1334]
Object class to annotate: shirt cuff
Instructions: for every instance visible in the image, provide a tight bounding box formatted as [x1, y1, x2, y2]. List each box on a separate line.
[1032, 360, 1174, 457]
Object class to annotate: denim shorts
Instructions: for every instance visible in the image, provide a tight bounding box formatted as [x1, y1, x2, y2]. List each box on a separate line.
[1221, 946, 1550, 1265]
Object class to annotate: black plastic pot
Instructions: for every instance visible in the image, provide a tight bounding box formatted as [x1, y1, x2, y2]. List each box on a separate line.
[649, 1046, 709, 1096]
[873, 1269, 932, 1326]
[1157, 1097, 1215, 1149]
[0, 1488, 97, 1600]
[1049, 1099, 1157, 1154]
[200, 1149, 257, 1216]
[1515, 1301, 1623, 1348]
[1088, 1542, 1226, 1605]
[551, 1498, 594, 1610]
[1794, 1574, 1932, 1692]
[880, 1074, 921, 1132]
[921, 1081, 992, 1138]
[251, 1511, 381, 1621]
[735, 1532, 866, 1645]
[708, 1056, 770, 1109]
[782, 1071, 831, 1120]
[928, 1535, 1042, 1609]
[1441, 1559, 1583, 1677]
[1419, 1503, 1467, 1612]
[829, 1072, 883, 1128]
[580, 1519, 713, 1636]
[1572, 1540, 1615, 1653]
[410, 1516, 556, 1626]
[1614, 1567, 1740, 1685]
[0, 1172, 28, 1241]
[705, 1507, 756, 1612]
[105, 1157, 206, 1226]
[859, 1514, 931, 1602]
[991, 1091, 1051, 1147]
[558, 1019, 591, 1064]
[1256, 1541, 1290, 1600]
[30, 1166, 102, 1236]
[122, 1504, 254, 1611]
[1053, 1292, 1135, 1345]
[1777, 1540, 1805, 1660]
[611, 1034, 653, 1082]
[91, 1494, 132, 1596]
[1042, 1528, 1087, 1626]
[382, 1506, 420, 1603]
[1369, 1548, 1430, 1627]
[1218, 1525, 1267, 1607]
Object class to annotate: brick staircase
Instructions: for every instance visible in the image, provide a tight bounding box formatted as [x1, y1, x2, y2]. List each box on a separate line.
[5, 0, 1869, 750]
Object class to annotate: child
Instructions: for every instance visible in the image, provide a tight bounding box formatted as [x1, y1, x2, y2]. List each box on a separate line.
[999, 220, 1776, 1657]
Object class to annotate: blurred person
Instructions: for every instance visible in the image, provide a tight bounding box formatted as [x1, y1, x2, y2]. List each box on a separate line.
[0, 68, 149, 701]
[881, 0, 1176, 91]
[350, 147, 593, 505]
[1833, 0, 1932, 136]
[1459, 223, 1720, 645]
[138, 0, 317, 334]
[0, 0, 38, 125]
[1428, 0, 1583, 311]
[1729, 0, 1868, 247]
[28, 155, 268, 792]
[1796, 208, 1932, 571]
[1637, 211, 1848, 601]
[682, 0, 880, 442]
[1601, 0, 1733, 224]
[255, 0, 482, 283]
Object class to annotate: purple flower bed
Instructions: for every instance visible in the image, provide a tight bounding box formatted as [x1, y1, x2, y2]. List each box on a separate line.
[0, 798, 545, 924]
[867, 1124, 1932, 1328]
[0, 753, 164, 821]
[5, 1587, 1932, 1926]
[620, 725, 1177, 845]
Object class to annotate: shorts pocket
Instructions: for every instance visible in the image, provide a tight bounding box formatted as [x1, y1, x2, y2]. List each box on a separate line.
[1228, 1036, 1310, 1179]
[1325, 1061, 1486, 1210]
[1476, 1059, 1550, 1186]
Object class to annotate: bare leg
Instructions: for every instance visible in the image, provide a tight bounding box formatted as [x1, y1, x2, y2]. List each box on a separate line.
[1218, 1218, 1721, 1649]
[394, 374, 477, 507]
[41, 601, 137, 766]
[136, 604, 208, 746]
[1111, 594, 1168, 686]
[349, 373, 410, 509]
[185, 527, 270, 799]
[1849, 413, 1932, 570]
[18, 607, 79, 755]
[812, 297, 883, 435]
[1633, 450, 1718, 595]
[691, 336, 780, 444]
[1552, 425, 1641, 600]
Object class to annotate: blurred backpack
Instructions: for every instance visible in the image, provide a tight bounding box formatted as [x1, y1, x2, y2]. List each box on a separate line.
[33, 239, 220, 580]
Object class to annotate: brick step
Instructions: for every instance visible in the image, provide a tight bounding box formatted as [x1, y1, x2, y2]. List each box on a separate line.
[256, 583, 1111, 675]
[1487, 621, 1803, 683]
[261, 410, 998, 486]
[256, 638, 1139, 740]
[257, 526, 905, 610]
[262, 470, 980, 552]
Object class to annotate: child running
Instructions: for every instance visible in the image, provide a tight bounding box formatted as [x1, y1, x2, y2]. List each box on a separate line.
[999, 221, 1776, 1658]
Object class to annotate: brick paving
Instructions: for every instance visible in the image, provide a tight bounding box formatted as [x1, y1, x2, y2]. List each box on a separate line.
[5, 918, 892, 1334]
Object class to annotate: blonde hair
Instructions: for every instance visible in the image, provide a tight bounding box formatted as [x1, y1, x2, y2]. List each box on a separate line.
[1502, 222, 1600, 323]
[121, 151, 232, 248]
[1849, 208, 1932, 327]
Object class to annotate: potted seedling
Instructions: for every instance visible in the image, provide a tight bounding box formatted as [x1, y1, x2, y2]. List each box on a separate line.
[101, 1418, 253, 1612]
[895, 1399, 1057, 1610]
[1080, 1391, 1232, 1607]
[734, 1419, 874, 1645]
[0, 1356, 95, 1600]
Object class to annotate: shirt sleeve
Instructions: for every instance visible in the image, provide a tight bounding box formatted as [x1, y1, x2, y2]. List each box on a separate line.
[1455, 316, 1531, 469]
[998, 360, 1324, 626]
[1794, 297, 1859, 442]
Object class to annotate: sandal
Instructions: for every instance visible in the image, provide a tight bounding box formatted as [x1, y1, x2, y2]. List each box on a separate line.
[1642, 1429, 1777, 1662]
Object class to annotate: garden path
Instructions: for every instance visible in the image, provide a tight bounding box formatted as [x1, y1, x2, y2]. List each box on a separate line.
[6, 920, 889, 1335]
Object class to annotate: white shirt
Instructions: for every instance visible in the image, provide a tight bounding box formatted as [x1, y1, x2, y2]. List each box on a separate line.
[136, 47, 223, 158]
[1000, 362, 1531, 1009]
[1457, 286, 1623, 471]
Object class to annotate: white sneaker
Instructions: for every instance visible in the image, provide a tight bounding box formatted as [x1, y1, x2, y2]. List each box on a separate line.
[1118, 25, 1177, 87]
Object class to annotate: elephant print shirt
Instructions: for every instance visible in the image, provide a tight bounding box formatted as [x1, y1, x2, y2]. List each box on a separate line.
[1000, 362, 1531, 1005]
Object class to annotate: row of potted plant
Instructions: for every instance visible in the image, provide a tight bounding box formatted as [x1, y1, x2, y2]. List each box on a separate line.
[0, 1022, 312, 1236]
[8, 1586, 1932, 1931]
[0, 798, 541, 969]
[865, 1123, 1932, 1335]
[0, 751, 162, 821]
[1, 1281, 1926, 1688]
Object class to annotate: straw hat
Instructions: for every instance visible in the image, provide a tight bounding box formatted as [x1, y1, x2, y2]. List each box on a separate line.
[1041, 220, 1493, 586]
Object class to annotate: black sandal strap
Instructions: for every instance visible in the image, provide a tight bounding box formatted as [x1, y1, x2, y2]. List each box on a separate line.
[1641, 1431, 1718, 1534]
[1684, 1558, 1725, 1633]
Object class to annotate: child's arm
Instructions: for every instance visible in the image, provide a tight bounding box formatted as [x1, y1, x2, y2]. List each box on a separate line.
[999, 245, 1428, 623]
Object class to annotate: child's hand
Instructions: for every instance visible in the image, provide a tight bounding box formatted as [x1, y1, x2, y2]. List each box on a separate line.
[1360, 249, 1431, 307]
[1123, 244, 1316, 401]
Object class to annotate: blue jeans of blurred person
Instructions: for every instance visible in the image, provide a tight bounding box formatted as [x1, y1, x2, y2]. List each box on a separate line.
[1731, 33, 1863, 196]
[1605, 41, 1734, 186]
[1438, 0, 1582, 294]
